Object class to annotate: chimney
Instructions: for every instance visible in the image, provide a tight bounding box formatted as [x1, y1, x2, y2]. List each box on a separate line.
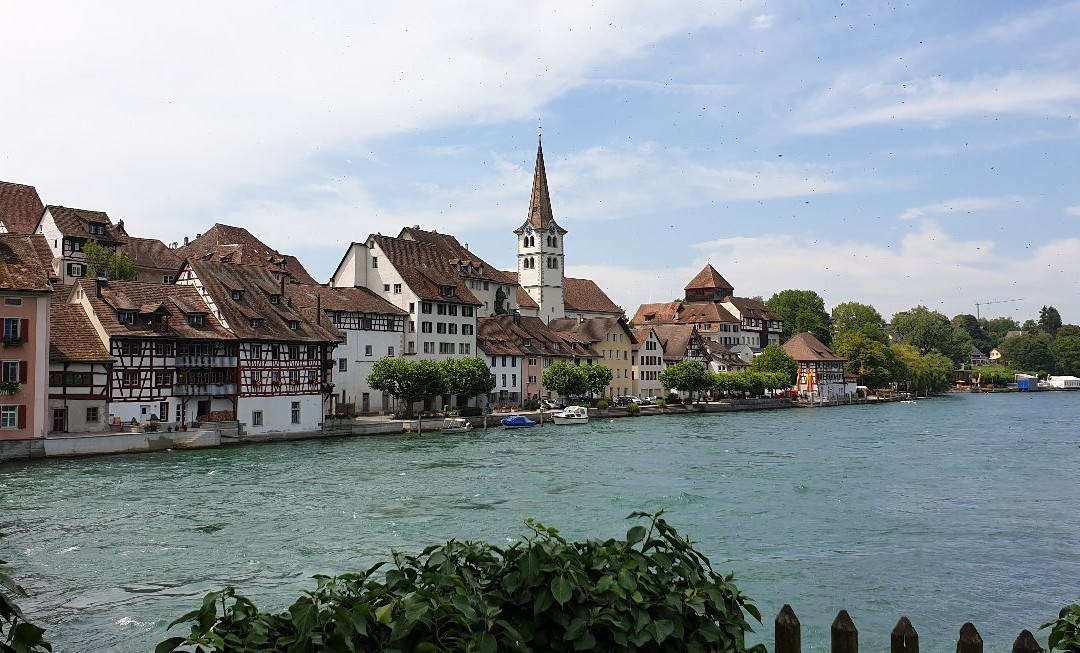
[183, 236, 189, 246]
[512, 309, 521, 325]
[463, 242, 469, 251]
[279, 274, 285, 297]
[316, 292, 321, 325]
[96, 276, 108, 298]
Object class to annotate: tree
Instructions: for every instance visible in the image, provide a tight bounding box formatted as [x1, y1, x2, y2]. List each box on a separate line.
[982, 316, 1020, 350]
[1051, 335, 1080, 376]
[493, 287, 508, 315]
[366, 357, 448, 417]
[659, 360, 711, 403]
[1056, 324, 1080, 339]
[748, 344, 797, 387]
[1039, 305, 1063, 335]
[952, 314, 990, 353]
[767, 290, 832, 345]
[83, 240, 136, 280]
[831, 301, 887, 343]
[542, 362, 587, 400]
[443, 357, 496, 407]
[580, 364, 613, 399]
[998, 334, 1054, 373]
[834, 332, 895, 389]
[891, 306, 969, 366]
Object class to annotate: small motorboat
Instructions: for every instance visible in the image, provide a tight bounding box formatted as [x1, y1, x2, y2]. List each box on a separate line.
[900, 399, 917, 404]
[500, 415, 537, 429]
[441, 417, 473, 433]
[551, 405, 589, 425]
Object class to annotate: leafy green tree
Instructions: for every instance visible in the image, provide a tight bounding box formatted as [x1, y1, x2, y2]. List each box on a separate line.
[83, 240, 136, 280]
[767, 290, 832, 345]
[952, 313, 990, 353]
[1039, 305, 1063, 335]
[1056, 324, 1080, 339]
[1051, 336, 1080, 376]
[834, 332, 895, 389]
[831, 301, 887, 343]
[542, 362, 587, 400]
[659, 360, 711, 403]
[493, 287, 508, 315]
[891, 306, 969, 366]
[366, 357, 448, 417]
[998, 334, 1054, 373]
[982, 316, 1020, 350]
[443, 357, 496, 407]
[580, 364, 613, 399]
[748, 344, 797, 386]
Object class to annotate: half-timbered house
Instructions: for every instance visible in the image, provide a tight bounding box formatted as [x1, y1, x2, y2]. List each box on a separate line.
[118, 235, 184, 284]
[176, 223, 318, 285]
[176, 259, 340, 433]
[291, 285, 406, 415]
[71, 278, 237, 427]
[782, 332, 849, 401]
[49, 296, 112, 433]
[35, 206, 128, 284]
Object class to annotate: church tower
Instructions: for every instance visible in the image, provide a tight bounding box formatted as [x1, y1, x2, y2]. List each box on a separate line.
[515, 137, 567, 320]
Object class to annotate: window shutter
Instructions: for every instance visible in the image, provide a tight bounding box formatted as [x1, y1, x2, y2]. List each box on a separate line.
[19, 319, 29, 342]
[17, 405, 26, 429]
[19, 361, 27, 383]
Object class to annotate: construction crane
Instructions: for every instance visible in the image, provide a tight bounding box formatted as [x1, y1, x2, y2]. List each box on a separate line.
[974, 298, 1024, 320]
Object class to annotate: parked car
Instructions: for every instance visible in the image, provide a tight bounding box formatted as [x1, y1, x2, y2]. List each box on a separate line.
[541, 399, 564, 410]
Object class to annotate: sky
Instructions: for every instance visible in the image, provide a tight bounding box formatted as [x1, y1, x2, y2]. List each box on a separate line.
[1, 1, 1078, 324]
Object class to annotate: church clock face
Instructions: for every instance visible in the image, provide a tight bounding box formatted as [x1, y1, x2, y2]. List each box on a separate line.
[548, 226, 556, 234]
[524, 225, 533, 234]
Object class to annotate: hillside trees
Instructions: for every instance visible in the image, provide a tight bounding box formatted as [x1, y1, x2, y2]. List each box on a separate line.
[767, 290, 832, 345]
[999, 334, 1055, 373]
[890, 306, 971, 367]
[1039, 305, 1063, 335]
[833, 332, 896, 389]
[831, 301, 887, 343]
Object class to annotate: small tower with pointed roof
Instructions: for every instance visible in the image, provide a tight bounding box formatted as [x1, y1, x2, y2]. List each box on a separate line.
[515, 137, 567, 320]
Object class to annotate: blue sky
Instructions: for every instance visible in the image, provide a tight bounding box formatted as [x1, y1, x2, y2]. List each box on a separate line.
[2, 1, 1078, 323]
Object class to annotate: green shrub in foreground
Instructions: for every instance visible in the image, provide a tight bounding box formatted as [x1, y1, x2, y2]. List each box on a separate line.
[158, 512, 766, 653]
[1043, 603, 1080, 651]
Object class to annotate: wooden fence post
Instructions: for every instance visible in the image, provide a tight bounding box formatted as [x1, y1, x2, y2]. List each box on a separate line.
[831, 610, 858, 653]
[957, 622, 983, 653]
[1012, 630, 1043, 653]
[891, 616, 918, 653]
[775, 604, 801, 653]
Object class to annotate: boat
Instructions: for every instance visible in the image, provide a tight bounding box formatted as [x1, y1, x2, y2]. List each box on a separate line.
[500, 415, 537, 429]
[900, 399, 917, 404]
[441, 417, 473, 433]
[551, 405, 589, 425]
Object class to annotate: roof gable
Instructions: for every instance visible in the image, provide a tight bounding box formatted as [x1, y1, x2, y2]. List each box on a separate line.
[782, 332, 845, 362]
[0, 181, 45, 235]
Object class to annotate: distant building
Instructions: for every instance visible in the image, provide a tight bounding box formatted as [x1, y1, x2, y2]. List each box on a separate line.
[118, 235, 184, 284]
[969, 346, 989, 367]
[549, 316, 637, 397]
[782, 332, 849, 401]
[35, 206, 128, 284]
[629, 327, 665, 397]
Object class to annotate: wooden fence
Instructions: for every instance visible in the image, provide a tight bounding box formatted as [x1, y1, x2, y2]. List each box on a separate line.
[773, 604, 1046, 652]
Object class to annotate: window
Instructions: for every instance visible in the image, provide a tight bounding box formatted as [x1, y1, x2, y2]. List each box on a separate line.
[439, 342, 454, 354]
[462, 306, 474, 317]
[117, 311, 135, 325]
[291, 401, 300, 424]
[436, 323, 447, 334]
[383, 284, 391, 292]
[364, 344, 373, 356]
[512, 374, 516, 386]
[423, 342, 434, 354]
[437, 304, 447, 315]
[393, 283, 401, 294]
[388, 346, 394, 356]
[459, 343, 470, 354]
[271, 345, 279, 360]
[421, 302, 432, 314]
[252, 410, 263, 426]
[448, 305, 458, 316]
[122, 370, 140, 386]
[407, 341, 415, 354]
[439, 285, 455, 297]
[249, 317, 263, 328]
[1, 406, 17, 429]
[501, 374, 506, 387]
[162, 275, 174, 284]
[88, 223, 107, 236]
[307, 345, 318, 359]
[159, 401, 169, 421]
[528, 357, 537, 366]
[288, 320, 300, 331]
[528, 375, 536, 384]
[2, 361, 19, 383]
[409, 302, 415, 313]
[119, 340, 140, 356]
[231, 290, 244, 300]
[3, 299, 21, 307]
[288, 370, 299, 384]
[288, 345, 299, 360]
[511, 357, 517, 368]
[338, 358, 347, 372]
[86, 407, 99, 422]
[70, 240, 82, 252]
[175, 403, 183, 422]
[483, 282, 489, 291]
[250, 344, 262, 359]
[187, 313, 205, 327]
[251, 370, 262, 386]
[270, 295, 281, 305]
[421, 322, 432, 333]
[409, 321, 415, 333]
[462, 324, 473, 335]
[371, 256, 378, 268]
[154, 371, 172, 386]
[448, 323, 458, 335]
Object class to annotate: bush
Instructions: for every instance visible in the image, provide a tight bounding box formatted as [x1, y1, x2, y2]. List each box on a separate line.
[665, 393, 682, 405]
[655, 399, 667, 410]
[523, 398, 540, 410]
[595, 398, 611, 409]
[1043, 603, 1080, 651]
[160, 513, 766, 653]
[1, 551, 51, 652]
[458, 406, 483, 417]
[626, 402, 641, 416]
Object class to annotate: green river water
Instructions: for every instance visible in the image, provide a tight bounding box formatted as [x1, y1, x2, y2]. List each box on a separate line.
[1, 392, 1078, 652]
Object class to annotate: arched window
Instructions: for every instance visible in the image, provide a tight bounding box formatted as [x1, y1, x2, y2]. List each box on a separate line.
[551, 236, 557, 248]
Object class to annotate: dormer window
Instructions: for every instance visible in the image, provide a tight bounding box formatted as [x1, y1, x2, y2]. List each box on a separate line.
[439, 285, 455, 297]
[523, 338, 532, 346]
[249, 317, 263, 328]
[117, 311, 135, 324]
[187, 313, 206, 327]
[231, 290, 244, 301]
[269, 295, 281, 305]
[88, 223, 107, 236]
[288, 320, 300, 331]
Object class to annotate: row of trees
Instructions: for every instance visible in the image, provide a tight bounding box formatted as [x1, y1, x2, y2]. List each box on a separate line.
[655, 353, 797, 403]
[540, 362, 613, 400]
[366, 357, 495, 416]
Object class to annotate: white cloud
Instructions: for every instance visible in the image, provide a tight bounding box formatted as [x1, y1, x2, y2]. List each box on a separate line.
[1066, 206, 1080, 217]
[579, 221, 1080, 322]
[899, 195, 1025, 221]
[751, 14, 774, 30]
[796, 73, 1080, 133]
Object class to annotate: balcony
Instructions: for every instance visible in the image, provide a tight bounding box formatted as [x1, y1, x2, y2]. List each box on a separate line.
[175, 355, 238, 368]
[173, 383, 237, 397]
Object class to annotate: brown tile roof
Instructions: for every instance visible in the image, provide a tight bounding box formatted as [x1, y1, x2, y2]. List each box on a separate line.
[703, 340, 749, 369]
[372, 235, 481, 306]
[0, 234, 54, 292]
[477, 314, 597, 359]
[50, 296, 111, 362]
[176, 224, 318, 285]
[476, 317, 530, 356]
[184, 259, 340, 342]
[684, 264, 734, 293]
[649, 324, 700, 363]
[398, 227, 515, 284]
[548, 316, 636, 345]
[724, 296, 781, 321]
[45, 206, 128, 244]
[289, 284, 407, 317]
[498, 271, 541, 310]
[78, 279, 235, 341]
[629, 326, 657, 352]
[782, 332, 845, 362]
[120, 237, 183, 272]
[564, 278, 622, 315]
[631, 300, 738, 325]
[0, 181, 45, 235]
[516, 140, 567, 233]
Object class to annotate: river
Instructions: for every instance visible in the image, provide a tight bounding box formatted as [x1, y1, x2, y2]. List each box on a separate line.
[2, 392, 1078, 652]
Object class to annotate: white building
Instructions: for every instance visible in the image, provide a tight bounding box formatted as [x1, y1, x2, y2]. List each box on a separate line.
[35, 205, 128, 285]
[48, 297, 112, 433]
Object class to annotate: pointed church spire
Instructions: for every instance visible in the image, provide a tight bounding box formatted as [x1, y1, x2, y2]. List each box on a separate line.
[527, 136, 555, 229]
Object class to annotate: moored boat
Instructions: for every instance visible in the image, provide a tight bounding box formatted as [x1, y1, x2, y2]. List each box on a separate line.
[441, 417, 473, 433]
[500, 415, 537, 429]
[551, 405, 589, 425]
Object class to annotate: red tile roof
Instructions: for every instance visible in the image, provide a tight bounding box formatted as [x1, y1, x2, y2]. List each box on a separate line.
[176, 223, 318, 285]
[724, 296, 782, 321]
[684, 264, 734, 293]
[79, 278, 235, 341]
[0, 234, 54, 292]
[648, 324, 700, 362]
[372, 235, 481, 306]
[120, 237, 183, 273]
[548, 316, 636, 345]
[45, 206, 128, 244]
[0, 181, 45, 235]
[631, 300, 738, 325]
[50, 296, 112, 362]
[782, 332, 845, 362]
[564, 277, 622, 315]
[398, 227, 516, 284]
[290, 284, 407, 316]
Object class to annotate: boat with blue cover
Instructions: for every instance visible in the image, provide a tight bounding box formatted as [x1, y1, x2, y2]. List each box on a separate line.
[500, 415, 537, 429]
